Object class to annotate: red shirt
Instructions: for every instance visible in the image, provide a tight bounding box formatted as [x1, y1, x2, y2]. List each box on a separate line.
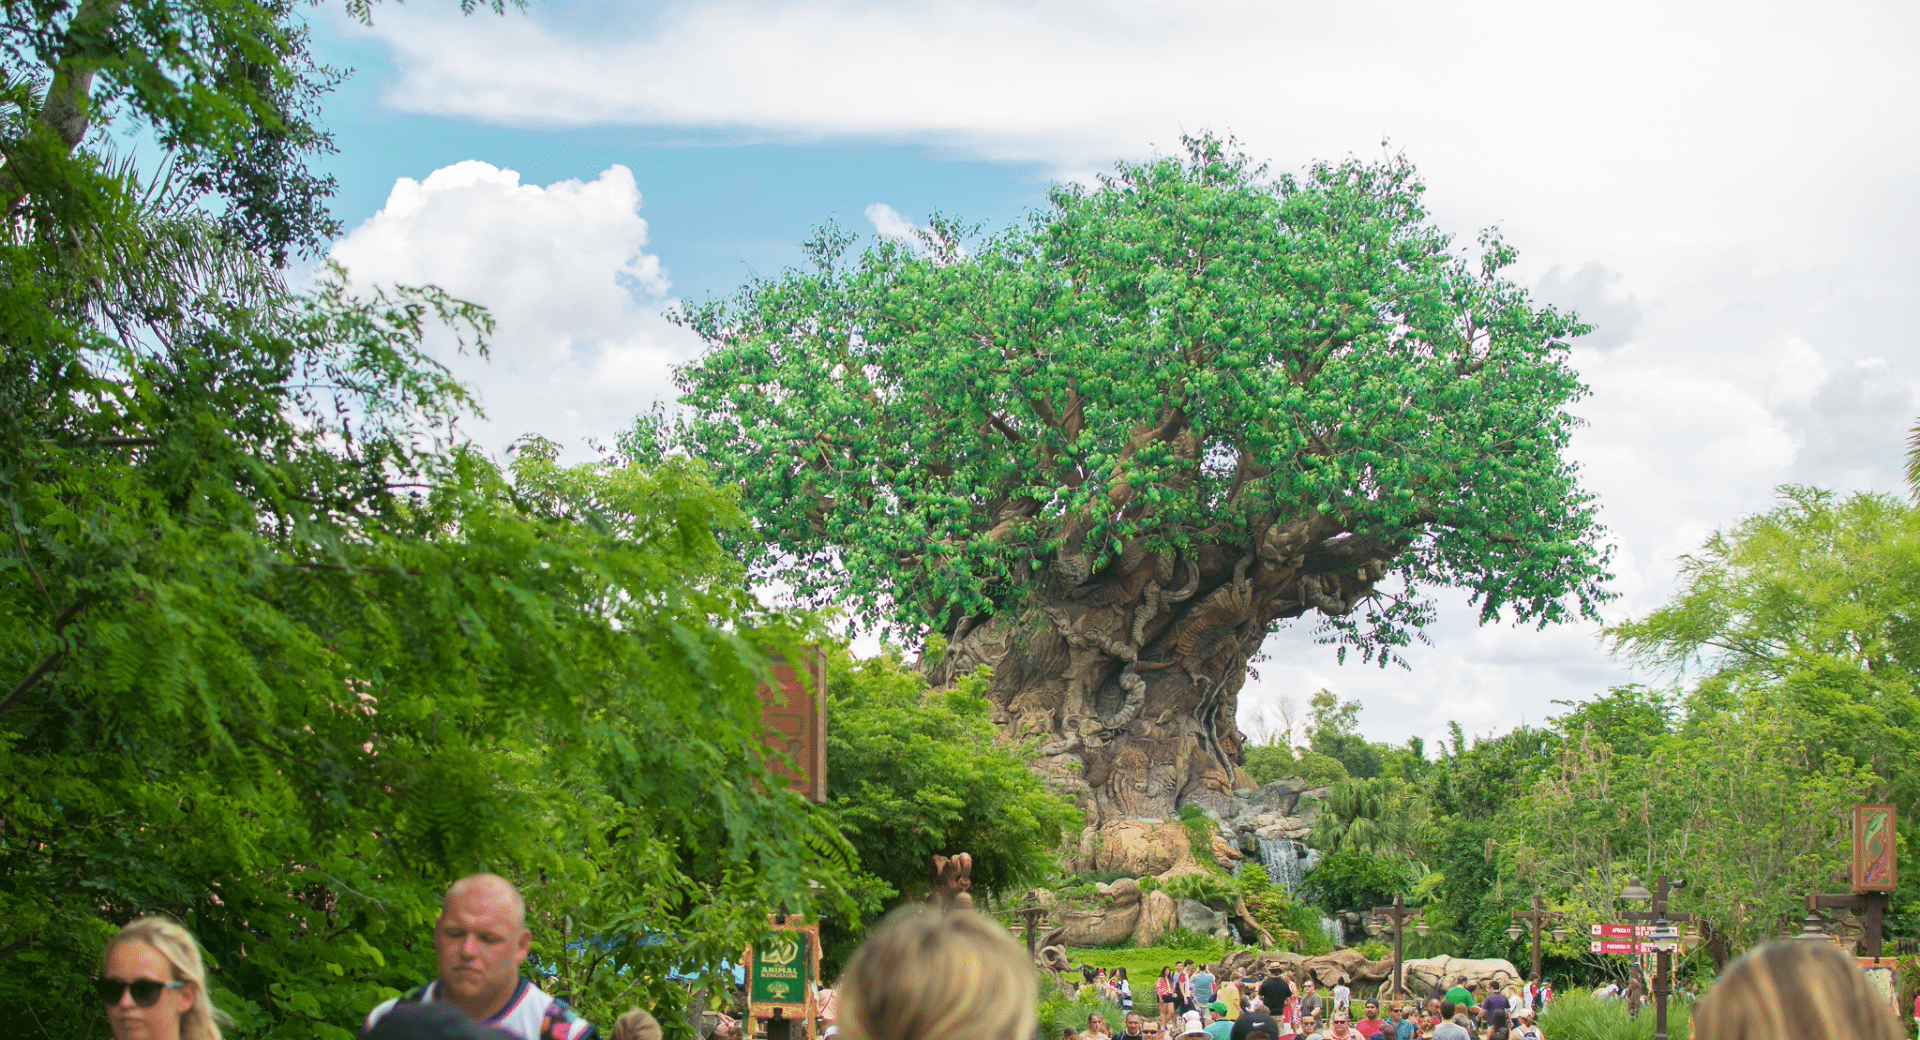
[1356, 1020, 1385, 1038]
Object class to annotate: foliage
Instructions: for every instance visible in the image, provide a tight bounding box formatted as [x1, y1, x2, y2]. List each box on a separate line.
[820, 648, 1079, 971]
[1510, 705, 1868, 954]
[824, 647, 1082, 902]
[1278, 899, 1334, 955]
[0, 0, 351, 265]
[0, 4, 864, 1034]
[1308, 690, 1384, 778]
[1299, 849, 1415, 916]
[1307, 777, 1429, 857]
[1355, 939, 1390, 961]
[1161, 873, 1239, 908]
[1295, 751, 1352, 786]
[1237, 862, 1274, 895]
[1179, 804, 1228, 874]
[1242, 743, 1298, 786]
[1535, 991, 1691, 1040]
[1608, 487, 1920, 805]
[1039, 989, 1130, 1040]
[675, 134, 1612, 662]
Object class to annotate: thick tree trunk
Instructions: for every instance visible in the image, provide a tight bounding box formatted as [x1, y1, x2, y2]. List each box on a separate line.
[927, 519, 1391, 825]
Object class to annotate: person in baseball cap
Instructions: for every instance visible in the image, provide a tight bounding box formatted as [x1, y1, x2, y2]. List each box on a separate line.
[1231, 1011, 1280, 1040]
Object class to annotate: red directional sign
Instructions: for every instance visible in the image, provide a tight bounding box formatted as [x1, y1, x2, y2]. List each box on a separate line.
[1591, 924, 1656, 938]
[1590, 940, 1645, 955]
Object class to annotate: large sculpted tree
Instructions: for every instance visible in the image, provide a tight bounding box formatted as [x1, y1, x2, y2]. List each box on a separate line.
[677, 137, 1611, 825]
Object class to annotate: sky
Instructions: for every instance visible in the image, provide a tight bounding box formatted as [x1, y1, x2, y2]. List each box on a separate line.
[313, 0, 1920, 751]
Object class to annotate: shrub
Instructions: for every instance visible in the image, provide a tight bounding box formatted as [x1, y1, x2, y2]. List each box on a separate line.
[1536, 991, 1690, 1040]
[1355, 940, 1390, 961]
[1039, 990, 1130, 1040]
[1155, 925, 1212, 949]
[1238, 862, 1274, 895]
[1161, 873, 1239, 907]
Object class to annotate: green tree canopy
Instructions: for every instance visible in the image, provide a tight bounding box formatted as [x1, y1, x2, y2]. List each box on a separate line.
[1607, 487, 1920, 802]
[0, 2, 859, 1035]
[678, 135, 1610, 655]
[676, 134, 1613, 822]
[826, 649, 1081, 906]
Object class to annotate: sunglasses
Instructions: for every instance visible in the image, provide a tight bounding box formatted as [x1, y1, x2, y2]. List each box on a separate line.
[95, 978, 186, 1007]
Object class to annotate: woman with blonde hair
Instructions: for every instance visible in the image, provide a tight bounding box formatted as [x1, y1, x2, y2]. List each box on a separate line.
[613, 1008, 664, 1040]
[1695, 940, 1903, 1040]
[837, 908, 1035, 1040]
[97, 916, 230, 1040]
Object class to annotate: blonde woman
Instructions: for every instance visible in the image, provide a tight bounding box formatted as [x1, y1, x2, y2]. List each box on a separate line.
[97, 917, 230, 1040]
[837, 908, 1035, 1040]
[614, 1008, 664, 1040]
[1695, 940, 1903, 1040]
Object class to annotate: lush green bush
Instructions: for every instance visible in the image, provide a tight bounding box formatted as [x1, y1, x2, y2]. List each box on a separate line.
[1297, 751, 1352, 785]
[1179, 804, 1227, 872]
[1162, 872, 1240, 907]
[1155, 925, 1214, 949]
[1356, 939, 1391, 960]
[1536, 991, 1691, 1040]
[1038, 989, 1130, 1040]
[1238, 862, 1274, 895]
[1244, 745, 1298, 786]
[1299, 848, 1416, 913]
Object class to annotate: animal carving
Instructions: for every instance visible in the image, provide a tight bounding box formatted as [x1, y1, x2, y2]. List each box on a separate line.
[929, 853, 974, 910]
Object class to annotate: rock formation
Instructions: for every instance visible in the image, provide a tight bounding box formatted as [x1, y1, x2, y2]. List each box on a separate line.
[1400, 957, 1524, 998]
[1071, 777, 1327, 881]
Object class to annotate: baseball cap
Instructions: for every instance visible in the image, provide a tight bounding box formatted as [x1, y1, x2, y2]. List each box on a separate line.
[1207, 1003, 1230, 1015]
[1231, 1011, 1279, 1040]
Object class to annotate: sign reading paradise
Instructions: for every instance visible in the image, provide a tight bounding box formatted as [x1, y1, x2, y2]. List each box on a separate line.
[746, 917, 821, 1032]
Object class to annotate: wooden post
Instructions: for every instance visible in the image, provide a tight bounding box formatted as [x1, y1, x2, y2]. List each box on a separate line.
[1511, 894, 1558, 984]
[1370, 894, 1423, 1000]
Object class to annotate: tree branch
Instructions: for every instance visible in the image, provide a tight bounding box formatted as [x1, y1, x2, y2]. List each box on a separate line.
[0, 597, 90, 716]
[0, 0, 124, 214]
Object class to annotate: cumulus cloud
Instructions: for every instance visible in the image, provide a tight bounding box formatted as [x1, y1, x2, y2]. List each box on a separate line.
[329, 161, 700, 459]
[864, 202, 919, 242]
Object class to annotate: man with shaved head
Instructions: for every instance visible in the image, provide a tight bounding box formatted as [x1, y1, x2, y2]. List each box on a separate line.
[360, 873, 597, 1039]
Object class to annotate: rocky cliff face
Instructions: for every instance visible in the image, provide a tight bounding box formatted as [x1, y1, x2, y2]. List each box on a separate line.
[1068, 776, 1327, 884]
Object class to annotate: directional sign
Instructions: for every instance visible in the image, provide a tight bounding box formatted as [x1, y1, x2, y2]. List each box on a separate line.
[1591, 940, 1645, 955]
[1591, 924, 1655, 938]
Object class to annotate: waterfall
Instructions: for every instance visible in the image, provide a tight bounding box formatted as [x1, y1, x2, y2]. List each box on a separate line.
[1324, 915, 1343, 947]
[1251, 836, 1317, 896]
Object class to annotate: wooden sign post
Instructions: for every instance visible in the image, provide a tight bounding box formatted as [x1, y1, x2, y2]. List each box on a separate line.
[745, 916, 822, 1040]
[1805, 804, 1897, 958]
[759, 649, 829, 803]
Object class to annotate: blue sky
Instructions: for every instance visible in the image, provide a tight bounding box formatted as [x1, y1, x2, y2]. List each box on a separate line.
[308, 0, 1920, 748]
[310, 11, 1052, 301]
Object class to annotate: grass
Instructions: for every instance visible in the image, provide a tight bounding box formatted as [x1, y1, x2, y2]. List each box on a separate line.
[1536, 991, 1692, 1040]
[1071, 942, 1233, 987]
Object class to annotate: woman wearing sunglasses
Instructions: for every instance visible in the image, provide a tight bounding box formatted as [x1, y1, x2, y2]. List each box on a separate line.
[98, 916, 229, 1040]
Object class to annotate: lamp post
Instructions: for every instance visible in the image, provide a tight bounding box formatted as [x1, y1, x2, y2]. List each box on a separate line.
[1371, 893, 1425, 1000]
[1510, 894, 1559, 987]
[1620, 876, 1690, 1040]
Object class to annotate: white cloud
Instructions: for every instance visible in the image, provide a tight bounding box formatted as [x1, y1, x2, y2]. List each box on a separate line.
[324, 0, 1920, 748]
[864, 202, 919, 243]
[329, 161, 701, 460]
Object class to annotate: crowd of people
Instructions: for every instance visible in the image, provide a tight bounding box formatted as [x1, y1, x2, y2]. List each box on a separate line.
[90, 877, 1911, 1040]
[1061, 964, 1547, 1040]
